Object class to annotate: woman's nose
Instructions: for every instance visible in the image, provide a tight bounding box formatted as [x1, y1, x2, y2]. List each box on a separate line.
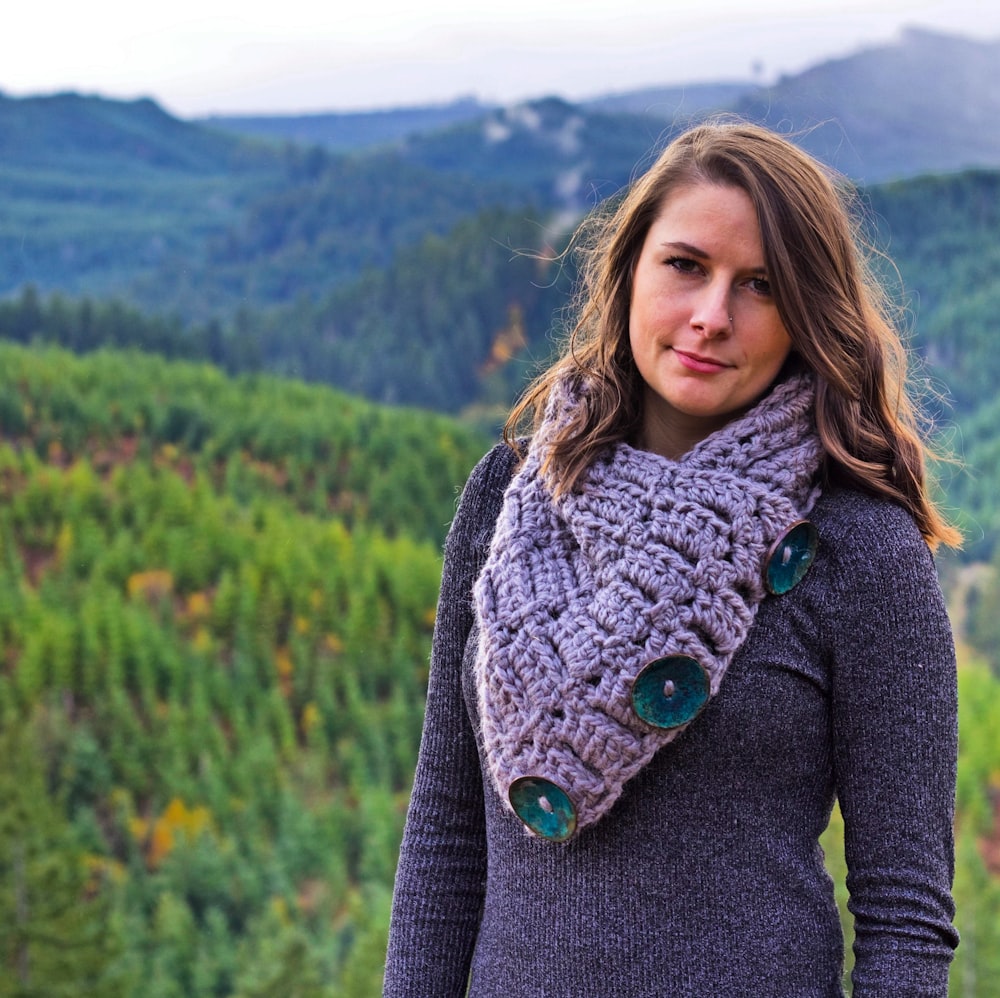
[690, 282, 732, 337]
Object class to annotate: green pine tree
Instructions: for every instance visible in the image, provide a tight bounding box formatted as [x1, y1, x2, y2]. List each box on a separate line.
[0, 713, 125, 996]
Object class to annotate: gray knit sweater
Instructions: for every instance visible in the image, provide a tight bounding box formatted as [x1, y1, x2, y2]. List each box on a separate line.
[384, 443, 958, 997]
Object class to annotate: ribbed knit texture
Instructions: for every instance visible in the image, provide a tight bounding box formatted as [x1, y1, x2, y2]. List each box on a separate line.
[384, 442, 959, 997]
[473, 372, 823, 834]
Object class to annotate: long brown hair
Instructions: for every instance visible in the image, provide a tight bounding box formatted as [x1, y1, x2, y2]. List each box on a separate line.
[505, 119, 960, 550]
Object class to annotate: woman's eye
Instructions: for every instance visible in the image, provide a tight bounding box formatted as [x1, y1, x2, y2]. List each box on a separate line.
[665, 256, 699, 274]
[747, 276, 773, 296]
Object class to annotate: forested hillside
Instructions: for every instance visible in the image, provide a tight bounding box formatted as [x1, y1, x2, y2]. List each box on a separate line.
[0, 92, 286, 301]
[0, 343, 487, 995]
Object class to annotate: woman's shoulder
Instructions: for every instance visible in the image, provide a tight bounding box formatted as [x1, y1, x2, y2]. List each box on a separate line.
[806, 486, 942, 606]
[445, 441, 521, 557]
[459, 441, 520, 517]
[810, 486, 930, 559]
[466, 440, 522, 491]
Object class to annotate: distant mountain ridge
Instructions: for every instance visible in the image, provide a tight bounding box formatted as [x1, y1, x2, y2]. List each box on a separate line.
[735, 27, 1000, 182]
[195, 27, 1000, 183]
[200, 83, 758, 154]
[0, 90, 272, 173]
[201, 97, 494, 152]
[582, 81, 756, 118]
[1, 27, 997, 205]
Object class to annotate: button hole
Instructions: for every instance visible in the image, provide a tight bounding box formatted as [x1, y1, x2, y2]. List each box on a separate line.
[662, 680, 676, 698]
[781, 545, 792, 566]
[538, 795, 553, 814]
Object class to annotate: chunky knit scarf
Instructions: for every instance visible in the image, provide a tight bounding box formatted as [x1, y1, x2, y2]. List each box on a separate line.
[473, 372, 823, 839]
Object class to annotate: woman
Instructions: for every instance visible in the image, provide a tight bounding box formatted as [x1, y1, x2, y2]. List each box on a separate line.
[383, 120, 960, 996]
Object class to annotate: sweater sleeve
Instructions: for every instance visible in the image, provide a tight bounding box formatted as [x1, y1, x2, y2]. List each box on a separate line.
[821, 494, 959, 997]
[382, 443, 517, 997]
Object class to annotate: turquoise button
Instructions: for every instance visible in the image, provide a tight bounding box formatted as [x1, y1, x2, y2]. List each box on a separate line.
[631, 655, 709, 729]
[509, 777, 577, 841]
[764, 520, 818, 595]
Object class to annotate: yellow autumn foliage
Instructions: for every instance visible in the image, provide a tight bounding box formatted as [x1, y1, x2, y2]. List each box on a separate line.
[301, 701, 321, 735]
[127, 569, 174, 603]
[131, 797, 214, 869]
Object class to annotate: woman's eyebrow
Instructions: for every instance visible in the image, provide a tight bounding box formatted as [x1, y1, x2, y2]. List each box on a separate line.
[661, 240, 708, 259]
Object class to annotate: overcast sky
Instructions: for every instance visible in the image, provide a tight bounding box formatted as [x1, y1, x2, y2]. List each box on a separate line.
[5, 0, 1000, 117]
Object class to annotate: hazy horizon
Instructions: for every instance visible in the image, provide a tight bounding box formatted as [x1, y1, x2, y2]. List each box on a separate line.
[4, 1, 1000, 118]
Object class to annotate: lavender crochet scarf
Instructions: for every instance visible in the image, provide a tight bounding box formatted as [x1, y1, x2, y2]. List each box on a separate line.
[473, 372, 823, 838]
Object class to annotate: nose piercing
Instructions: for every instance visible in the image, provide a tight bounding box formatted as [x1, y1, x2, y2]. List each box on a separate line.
[728, 314, 734, 324]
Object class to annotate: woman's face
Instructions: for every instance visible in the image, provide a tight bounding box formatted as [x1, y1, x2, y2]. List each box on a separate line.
[628, 182, 793, 459]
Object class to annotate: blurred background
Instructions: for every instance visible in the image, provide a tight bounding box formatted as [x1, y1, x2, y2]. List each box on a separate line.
[1, 2, 999, 994]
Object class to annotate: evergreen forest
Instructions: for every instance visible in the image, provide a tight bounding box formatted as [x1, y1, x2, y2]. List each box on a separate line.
[3, 32, 1000, 993]
[0, 343, 487, 995]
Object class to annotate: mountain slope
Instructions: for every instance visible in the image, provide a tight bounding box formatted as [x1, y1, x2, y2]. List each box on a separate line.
[0, 342, 488, 996]
[201, 96, 493, 152]
[0, 91, 274, 173]
[735, 28, 1000, 182]
[395, 96, 661, 212]
[192, 28, 1000, 187]
[0, 92, 287, 299]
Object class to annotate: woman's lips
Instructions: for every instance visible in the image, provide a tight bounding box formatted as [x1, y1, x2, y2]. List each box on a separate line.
[673, 349, 731, 373]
